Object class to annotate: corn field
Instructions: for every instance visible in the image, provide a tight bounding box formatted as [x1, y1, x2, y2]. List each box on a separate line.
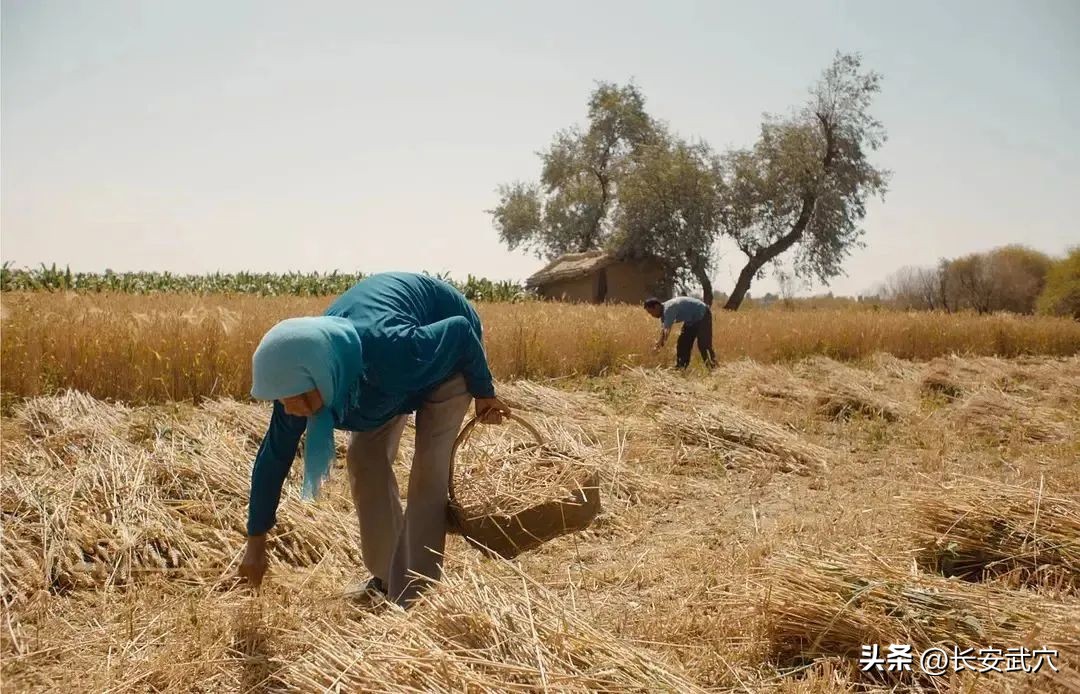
[0, 263, 530, 301]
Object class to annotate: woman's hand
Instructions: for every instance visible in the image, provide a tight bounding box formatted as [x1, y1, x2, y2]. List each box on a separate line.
[475, 396, 511, 425]
[238, 534, 269, 589]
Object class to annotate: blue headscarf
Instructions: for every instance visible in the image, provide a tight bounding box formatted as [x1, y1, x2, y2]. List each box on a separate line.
[250, 316, 364, 499]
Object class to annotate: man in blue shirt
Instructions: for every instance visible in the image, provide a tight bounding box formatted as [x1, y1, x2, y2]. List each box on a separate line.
[644, 296, 717, 369]
[238, 272, 511, 608]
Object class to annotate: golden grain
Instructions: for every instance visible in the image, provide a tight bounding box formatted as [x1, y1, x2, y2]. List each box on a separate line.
[3, 292, 1078, 403]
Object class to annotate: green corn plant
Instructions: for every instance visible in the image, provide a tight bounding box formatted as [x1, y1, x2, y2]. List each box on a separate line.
[0, 264, 532, 301]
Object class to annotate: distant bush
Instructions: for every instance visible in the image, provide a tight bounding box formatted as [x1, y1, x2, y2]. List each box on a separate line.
[1037, 247, 1080, 320]
[880, 245, 1054, 314]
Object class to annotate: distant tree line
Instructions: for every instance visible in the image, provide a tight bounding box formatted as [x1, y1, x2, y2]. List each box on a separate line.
[876, 245, 1080, 319]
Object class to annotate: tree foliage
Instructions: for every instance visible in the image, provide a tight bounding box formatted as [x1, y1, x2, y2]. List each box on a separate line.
[881, 263, 952, 311]
[489, 82, 659, 260]
[489, 82, 722, 302]
[947, 245, 1051, 314]
[1037, 246, 1080, 319]
[613, 134, 722, 301]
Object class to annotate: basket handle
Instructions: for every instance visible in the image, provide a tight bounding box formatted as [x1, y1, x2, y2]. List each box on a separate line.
[448, 412, 545, 505]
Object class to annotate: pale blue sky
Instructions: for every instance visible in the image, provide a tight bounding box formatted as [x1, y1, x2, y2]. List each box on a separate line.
[2, 0, 1077, 296]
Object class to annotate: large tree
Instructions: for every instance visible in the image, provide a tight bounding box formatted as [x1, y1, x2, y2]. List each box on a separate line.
[489, 82, 722, 302]
[489, 82, 658, 260]
[946, 245, 1052, 314]
[716, 52, 890, 310]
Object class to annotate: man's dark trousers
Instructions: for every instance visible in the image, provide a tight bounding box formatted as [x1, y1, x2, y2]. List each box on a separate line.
[675, 309, 717, 369]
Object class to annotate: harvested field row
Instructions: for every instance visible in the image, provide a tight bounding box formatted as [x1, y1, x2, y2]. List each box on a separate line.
[2, 355, 1077, 692]
[657, 404, 831, 474]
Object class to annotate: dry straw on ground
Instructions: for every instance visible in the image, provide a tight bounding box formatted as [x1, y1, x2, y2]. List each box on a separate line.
[812, 384, 904, 422]
[621, 367, 832, 473]
[1, 391, 364, 603]
[918, 355, 1016, 399]
[792, 357, 908, 423]
[952, 388, 1071, 444]
[0, 391, 701, 692]
[283, 564, 709, 693]
[497, 380, 611, 420]
[733, 360, 816, 404]
[2, 352, 1078, 693]
[909, 480, 1080, 594]
[760, 551, 1080, 690]
[712, 357, 909, 422]
[657, 403, 831, 475]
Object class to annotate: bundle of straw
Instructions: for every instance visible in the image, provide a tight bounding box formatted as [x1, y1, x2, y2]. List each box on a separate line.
[721, 360, 814, 403]
[1006, 356, 1080, 406]
[3, 544, 708, 693]
[909, 481, 1080, 594]
[498, 380, 610, 420]
[813, 383, 904, 422]
[952, 389, 1071, 444]
[1, 393, 362, 603]
[657, 403, 830, 474]
[624, 367, 709, 405]
[794, 356, 887, 389]
[920, 360, 966, 399]
[867, 352, 922, 381]
[761, 551, 1080, 688]
[791, 357, 908, 422]
[919, 356, 1013, 400]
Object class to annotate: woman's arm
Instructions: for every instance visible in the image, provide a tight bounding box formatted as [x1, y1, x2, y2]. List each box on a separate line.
[240, 400, 305, 588]
[246, 400, 306, 536]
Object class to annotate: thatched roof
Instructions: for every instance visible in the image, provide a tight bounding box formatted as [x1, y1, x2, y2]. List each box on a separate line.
[525, 251, 616, 287]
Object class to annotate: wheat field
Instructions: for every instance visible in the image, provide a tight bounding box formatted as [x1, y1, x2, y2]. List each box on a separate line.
[3, 292, 1079, 403]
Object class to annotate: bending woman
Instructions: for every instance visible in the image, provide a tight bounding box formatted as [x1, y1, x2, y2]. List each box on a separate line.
[238, 272, 510, 607]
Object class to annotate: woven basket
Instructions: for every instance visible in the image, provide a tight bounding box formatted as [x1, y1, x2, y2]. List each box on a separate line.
[446, 412, 601, 560]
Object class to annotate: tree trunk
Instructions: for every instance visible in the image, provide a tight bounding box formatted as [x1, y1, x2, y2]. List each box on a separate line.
[724, 192, 818, 311]
[723, 119, 837, 312]
[723, 262, 760, 310]
[691, 267, 713, 306]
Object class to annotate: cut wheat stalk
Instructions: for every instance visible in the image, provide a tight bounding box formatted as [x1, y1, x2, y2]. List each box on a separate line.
[907, 480, 1080, 595]
[657, 403, 830, 475]
[281, 562, 710, 693]
[1, 393, 363, 604]
[759, 551, 1080, 690]
[951, 388, 1071, 444]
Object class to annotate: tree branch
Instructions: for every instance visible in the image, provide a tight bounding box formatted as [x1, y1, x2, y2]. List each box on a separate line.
[584, 140, 616, 250]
